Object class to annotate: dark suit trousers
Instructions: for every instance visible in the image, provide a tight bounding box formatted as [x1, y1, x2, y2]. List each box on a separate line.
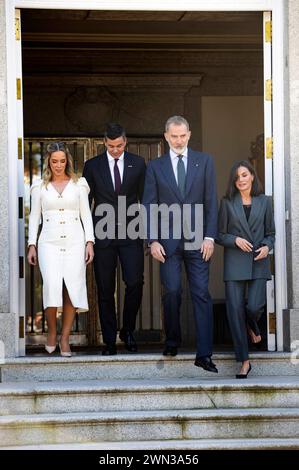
[160, 244, 213, 357]
[93, 242, 144, 345]
[225, 279, 267, 362]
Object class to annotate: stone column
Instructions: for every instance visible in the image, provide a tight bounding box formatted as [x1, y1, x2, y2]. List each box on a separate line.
[284, 0, 299, 351]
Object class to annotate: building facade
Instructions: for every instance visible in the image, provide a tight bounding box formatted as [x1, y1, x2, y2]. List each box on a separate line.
[0, 0, 298, 358]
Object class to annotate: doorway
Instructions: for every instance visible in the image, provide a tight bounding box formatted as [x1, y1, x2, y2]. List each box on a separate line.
[19, 9, 269, 352]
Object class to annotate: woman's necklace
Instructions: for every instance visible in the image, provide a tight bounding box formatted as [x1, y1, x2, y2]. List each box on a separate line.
[242, 197, 252, 205]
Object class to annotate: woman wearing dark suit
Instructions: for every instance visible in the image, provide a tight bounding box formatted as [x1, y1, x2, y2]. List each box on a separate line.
[217, 160, 275, 378]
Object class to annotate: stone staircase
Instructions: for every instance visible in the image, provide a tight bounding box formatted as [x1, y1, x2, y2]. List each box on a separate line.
[0, 352, 299, 449]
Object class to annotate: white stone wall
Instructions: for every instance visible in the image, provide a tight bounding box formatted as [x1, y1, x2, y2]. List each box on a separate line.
[288, 0, 299, 308]
[283, 0, 299, 350]
[0, 0, 9, 313]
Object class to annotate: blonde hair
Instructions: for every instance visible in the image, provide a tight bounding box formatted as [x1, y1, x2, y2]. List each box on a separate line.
[42, 142, 78, 187]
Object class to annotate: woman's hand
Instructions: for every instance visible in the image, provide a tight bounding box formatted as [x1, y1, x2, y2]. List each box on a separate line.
[235, 237, 253, 252]
[27, 245, 37, 265]
[254, 245, 269, 261]
[85, 241, 94, 265]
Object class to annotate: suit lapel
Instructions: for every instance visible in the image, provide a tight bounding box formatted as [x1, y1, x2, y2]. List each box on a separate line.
[185, 150, 200, 197]
[159, 153, 183, 202]
[120, 152, 131, 193]
[99, 152, 114, 194]
[233, 193, 252, 241]
[248, 195, 262, 228]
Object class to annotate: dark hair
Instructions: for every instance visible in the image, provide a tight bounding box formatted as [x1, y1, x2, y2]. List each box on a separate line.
[104, 123, 126, 140]
[225, 160, 263, 200]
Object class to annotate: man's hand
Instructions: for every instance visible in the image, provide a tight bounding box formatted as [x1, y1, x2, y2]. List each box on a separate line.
[200, 239, 214, 262]
[150, 241, 166, 263]
[254, 245, 269, 261]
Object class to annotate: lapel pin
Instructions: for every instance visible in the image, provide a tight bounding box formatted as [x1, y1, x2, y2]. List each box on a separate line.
[128, 165, 133, 168]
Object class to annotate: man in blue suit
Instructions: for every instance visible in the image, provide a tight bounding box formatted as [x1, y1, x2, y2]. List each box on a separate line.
[142, 116, 218, 373]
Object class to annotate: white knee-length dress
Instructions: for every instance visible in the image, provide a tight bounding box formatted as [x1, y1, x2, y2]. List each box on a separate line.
[28, 177, 95, 310]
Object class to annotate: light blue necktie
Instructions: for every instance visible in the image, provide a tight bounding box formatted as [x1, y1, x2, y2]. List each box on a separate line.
[177, 154, 186, 197]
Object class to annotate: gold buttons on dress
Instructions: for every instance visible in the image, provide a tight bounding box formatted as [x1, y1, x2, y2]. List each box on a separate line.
[59, 208, 64, 211]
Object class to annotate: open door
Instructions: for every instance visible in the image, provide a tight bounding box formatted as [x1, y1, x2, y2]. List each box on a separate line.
[15, 9, 26, 356]
[19, 6, 279, 353]
[263, 11, 276, 351]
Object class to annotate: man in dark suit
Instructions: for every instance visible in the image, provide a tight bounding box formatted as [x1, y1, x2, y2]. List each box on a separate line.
[142, 116, 218, 373]
[83, 123, 146, 355]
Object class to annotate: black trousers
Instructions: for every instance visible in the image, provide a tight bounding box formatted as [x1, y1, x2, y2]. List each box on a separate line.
[93, 242, 144, 345]
[225, 279, 267, 362]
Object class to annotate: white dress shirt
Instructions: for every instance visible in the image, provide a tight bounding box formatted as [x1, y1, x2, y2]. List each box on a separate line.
[169, 148, 188, 184]
[169, 147, 214, 243]
[107, 151, 124, 190]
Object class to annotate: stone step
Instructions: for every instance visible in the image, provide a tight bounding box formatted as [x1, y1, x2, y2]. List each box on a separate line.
[0, 408, 298, 447]
[1, 352, 298, 382]
[3, 438, 299, 450]
[0, 376, 299, 416]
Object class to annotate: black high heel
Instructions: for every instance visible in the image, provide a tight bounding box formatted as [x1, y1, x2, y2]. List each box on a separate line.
[236, 363, 252, 379]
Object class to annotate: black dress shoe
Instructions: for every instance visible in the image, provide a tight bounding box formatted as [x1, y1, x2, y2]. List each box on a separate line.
[163, 346, 178, 357]
[236, 363, 252, 379]
[194, 356, 218, 373]
[102, 344, 117, 356]
[119, 330, 138, 353]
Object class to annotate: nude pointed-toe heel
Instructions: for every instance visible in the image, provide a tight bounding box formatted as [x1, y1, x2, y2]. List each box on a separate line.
[45, 344, 56, 354]
[59, 342, 72, 357]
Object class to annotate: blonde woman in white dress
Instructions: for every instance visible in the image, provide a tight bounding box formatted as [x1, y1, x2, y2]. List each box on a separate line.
[27, 142, 94, 357]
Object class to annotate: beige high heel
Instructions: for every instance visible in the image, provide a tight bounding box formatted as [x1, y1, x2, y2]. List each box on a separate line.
[59, 341, 72, 357]
[45, 344, 56, 354]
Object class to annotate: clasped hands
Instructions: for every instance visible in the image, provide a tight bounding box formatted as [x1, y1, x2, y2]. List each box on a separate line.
[235, 237, 269, 260]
